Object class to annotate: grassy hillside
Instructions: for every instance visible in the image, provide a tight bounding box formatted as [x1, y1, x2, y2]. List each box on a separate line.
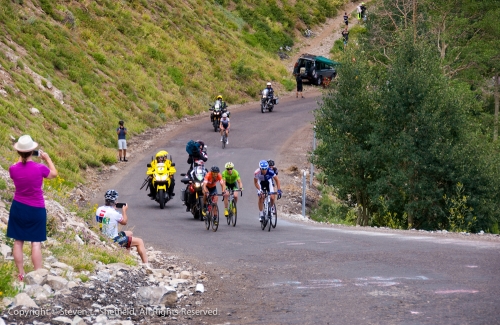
[0, 0, 347, 186]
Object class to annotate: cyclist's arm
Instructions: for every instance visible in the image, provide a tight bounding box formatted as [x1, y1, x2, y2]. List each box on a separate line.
[237, 178, 243, 189]
[227, 121, 230, 129]
[219, 179, 226, 193]
[254, 178, 260, 190]
[273, 175, 281, 191]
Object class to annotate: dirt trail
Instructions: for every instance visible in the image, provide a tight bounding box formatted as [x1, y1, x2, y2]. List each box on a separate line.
[285, 0, 363, 71]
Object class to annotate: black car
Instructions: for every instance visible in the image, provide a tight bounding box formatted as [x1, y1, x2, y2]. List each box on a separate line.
[293, 54, 340, 86]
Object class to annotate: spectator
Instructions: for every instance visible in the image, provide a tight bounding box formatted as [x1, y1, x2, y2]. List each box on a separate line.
[117, 120, 128, 162]
[342, 28, 349, 47]
[296, 74, 304, 98]
[8, 135, 58, 281]
[96, 190, 148, 264]
[343, 12, 349, 27]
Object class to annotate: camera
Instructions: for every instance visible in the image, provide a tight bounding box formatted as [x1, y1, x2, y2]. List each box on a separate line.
[33, 150, 40, 157]
[115, 203, 126, 208]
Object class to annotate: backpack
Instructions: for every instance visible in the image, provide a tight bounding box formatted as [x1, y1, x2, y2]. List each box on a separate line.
[186, 140, 200, 156]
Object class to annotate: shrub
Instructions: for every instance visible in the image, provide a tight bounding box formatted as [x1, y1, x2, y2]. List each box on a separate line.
[0, 261, 18, 298]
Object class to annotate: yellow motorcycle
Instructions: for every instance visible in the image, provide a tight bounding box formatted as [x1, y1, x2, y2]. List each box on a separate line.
[143, 151, 176, 209]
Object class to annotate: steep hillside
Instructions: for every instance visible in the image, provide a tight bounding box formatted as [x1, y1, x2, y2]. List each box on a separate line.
[0, 0, 347, 185]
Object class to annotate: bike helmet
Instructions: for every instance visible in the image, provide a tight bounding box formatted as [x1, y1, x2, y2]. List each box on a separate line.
[225, 162, 234, 169]
[222, 113, 227, 118]
[259, 160, 269, 169]
[104, 189, 119, 202]
[211, 165, 220, 173]
[267, 159, 275, 167]
[217, 95, 223, 100]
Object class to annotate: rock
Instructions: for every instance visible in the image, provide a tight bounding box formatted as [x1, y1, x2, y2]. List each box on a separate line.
[52, 316, 73, 324]
[95, 314, 108, 323]
[109, 165, 119, 171]
[75, 234, 84, 245]
[71, 315, 86, 325]
[159, 290, 177, 307]
[195, 283, 204, 293]
[46, 274, 68, 291]
[137, 286, 175, 305]
[25, 269, 49, 285]
[13, 292, 38, 308]
[29, 107, 40, 115]
[0, 244, 11, 258]
[179, 271, 192, 279]
[67, 281, 79, 289]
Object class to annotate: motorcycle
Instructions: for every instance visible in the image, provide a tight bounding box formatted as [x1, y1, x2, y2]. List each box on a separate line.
[209, 100, 229, 132]
[261, 88, 279, 113]
[181, 163, 207, 220]
[143, 158, 176, 209]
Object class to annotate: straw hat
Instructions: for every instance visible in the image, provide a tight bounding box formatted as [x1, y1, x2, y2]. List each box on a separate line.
[13, 135, 38, 152]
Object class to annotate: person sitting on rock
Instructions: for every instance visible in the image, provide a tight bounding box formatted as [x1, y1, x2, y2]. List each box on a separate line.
[96, 190, 148, 264]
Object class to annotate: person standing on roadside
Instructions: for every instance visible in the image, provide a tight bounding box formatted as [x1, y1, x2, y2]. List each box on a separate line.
[8, 135, 58, 281]
[296, 74, 304, 98]
[117, 120, 128, 162]
[343, 12, 349, 27]
[342, 28, 349, 48]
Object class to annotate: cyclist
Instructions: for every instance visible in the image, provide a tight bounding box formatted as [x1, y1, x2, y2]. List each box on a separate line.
[202, 166, 226, 223]
[146, 150, 176, 200]
[254, 160, 282, 222]
[222, 162, 243, 217]
[219, 113, 230, 144]
[267, 159, 278, 176]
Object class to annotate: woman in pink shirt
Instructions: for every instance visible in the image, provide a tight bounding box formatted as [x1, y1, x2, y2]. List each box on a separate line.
[8, 135, 57, 281]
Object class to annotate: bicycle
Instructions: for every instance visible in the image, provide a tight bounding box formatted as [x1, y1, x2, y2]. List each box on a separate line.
[225, 189, 242, 227]
[222, 129, 228, 149]
[204, 193, 223, 232]
[260, 191, 278, 232]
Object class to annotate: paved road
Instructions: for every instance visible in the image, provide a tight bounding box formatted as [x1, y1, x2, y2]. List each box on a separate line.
[110, 95, 500, 325]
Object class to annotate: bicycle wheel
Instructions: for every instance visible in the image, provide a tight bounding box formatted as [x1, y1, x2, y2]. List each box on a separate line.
[261, 216, 267, 230]
[267, 210, 272, 232]
[231, 200, 237, 227]
[271, 203, 277, 228]
[222, 134, 226, 149]
[226, 201, 232, 225]
[204, 206, 210, 230]
[211, 203, 219, 232]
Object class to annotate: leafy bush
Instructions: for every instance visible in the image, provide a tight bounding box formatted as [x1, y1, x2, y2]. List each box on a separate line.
[0, 261, 18, 298]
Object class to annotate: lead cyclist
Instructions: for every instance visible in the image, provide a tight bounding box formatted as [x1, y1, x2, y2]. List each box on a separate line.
[254, 160, 282, 222]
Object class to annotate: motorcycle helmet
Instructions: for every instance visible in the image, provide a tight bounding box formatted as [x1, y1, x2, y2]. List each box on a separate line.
[225, 162, 234, 169]
[222, 113, 227, 118]
[217, 95, 223, 100]
[196, 140, 205, 150]
[104, 189, 119, 202]
[155, 150, 168, 162]
[211, 165, 220, 173]
[267, 159, 275, 167]
[259, 160, 269, 169]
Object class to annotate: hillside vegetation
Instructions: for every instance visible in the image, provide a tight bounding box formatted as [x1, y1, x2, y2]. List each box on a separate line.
[313, 0, 500, 232]
[0, 0, 347, 185]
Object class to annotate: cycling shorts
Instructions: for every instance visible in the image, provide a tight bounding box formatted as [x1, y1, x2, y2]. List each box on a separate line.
[260, 180, 274, 194]
[226, 182, 238, 191]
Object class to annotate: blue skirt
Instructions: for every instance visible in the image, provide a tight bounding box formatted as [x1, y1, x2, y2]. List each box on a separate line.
[7, 200, 47, 242]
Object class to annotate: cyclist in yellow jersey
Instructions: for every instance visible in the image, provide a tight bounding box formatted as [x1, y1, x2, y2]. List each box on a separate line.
[221, 162, 243, 217]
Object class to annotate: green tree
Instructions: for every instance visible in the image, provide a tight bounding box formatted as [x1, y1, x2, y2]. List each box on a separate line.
[313, 52, 375, 226]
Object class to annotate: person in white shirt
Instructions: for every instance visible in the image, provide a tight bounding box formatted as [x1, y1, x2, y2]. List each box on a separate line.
[96, 189, 148, 264]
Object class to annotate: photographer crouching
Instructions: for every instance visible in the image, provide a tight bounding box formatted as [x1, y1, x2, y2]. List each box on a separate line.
[96, 190, 148, 264]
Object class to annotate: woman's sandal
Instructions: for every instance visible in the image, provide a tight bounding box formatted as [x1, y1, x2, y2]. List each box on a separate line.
[18, 274, 25, 281]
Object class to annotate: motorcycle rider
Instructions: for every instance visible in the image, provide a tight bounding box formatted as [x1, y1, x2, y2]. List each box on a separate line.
[219, 113, 230, 144]
[222, 162, 243, 217]
[187, 140, 207, 174]
[202, 166, 226, 224]
[265, 82, 274, 98]
[147, 150, 176, 200]
[185, 140, 208, 211]
[254, 160, 282, 222]
[210, 95, 228, 122]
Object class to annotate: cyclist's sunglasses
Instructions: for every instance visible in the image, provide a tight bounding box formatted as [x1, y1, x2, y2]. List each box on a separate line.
[226, 168, 233, 171]
[260, 168, 267, 171]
